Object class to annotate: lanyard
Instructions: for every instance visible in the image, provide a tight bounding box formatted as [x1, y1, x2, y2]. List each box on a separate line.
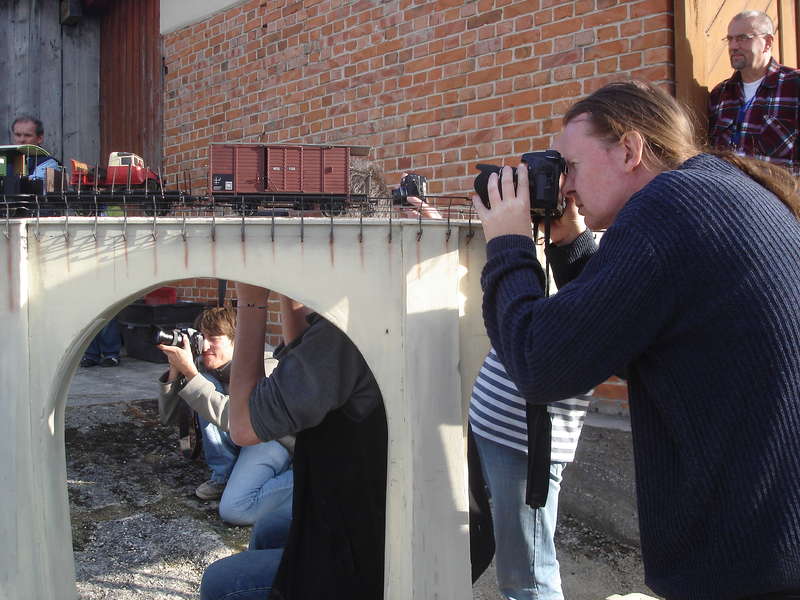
[731, 95, 757, 147]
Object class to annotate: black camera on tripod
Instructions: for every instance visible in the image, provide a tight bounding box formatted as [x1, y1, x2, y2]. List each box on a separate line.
[391, 173, 428, 206]
[474, 150, 567, 218]
[152, 327, 205, 359]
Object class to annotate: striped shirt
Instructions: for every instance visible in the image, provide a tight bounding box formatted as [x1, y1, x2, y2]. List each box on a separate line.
[469, 348, 590, 463]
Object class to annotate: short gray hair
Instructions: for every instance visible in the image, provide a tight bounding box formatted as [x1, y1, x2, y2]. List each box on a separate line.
[731, 10, 775, 35]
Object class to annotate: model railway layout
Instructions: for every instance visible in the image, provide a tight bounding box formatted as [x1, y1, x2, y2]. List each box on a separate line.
[0, 143, 374, 218]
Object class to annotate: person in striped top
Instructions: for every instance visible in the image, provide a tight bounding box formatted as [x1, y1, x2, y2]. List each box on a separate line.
[470, 348, 590, 600]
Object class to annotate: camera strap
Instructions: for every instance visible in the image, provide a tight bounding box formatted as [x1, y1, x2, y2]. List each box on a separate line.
[523, 214, 556, 509]
[534, 216, 554, 298]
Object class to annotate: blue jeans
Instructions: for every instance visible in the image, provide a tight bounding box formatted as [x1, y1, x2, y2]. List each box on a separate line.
[474, 434, 565, 600]
[197, 412, 239, 484]
[249, 505, 292, 551]
[219, 445, 294, 525]
[200, 506, 291, 600]
[200, 548, 283, 600]
[84, 318, 121, 361]
[199, 375, 294, 525]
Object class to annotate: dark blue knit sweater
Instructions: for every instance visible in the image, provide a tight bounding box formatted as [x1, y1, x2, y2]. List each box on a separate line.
[481, 154, 800, 599]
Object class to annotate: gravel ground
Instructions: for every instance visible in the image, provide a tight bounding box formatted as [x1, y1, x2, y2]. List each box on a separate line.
[66, 358, 657, 599]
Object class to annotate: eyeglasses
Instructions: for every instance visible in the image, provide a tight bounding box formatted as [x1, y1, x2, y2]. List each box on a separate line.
[722, 33, 769, 44]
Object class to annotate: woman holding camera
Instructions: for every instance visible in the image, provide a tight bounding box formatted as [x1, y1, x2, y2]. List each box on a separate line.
[473, 80, 800, 599]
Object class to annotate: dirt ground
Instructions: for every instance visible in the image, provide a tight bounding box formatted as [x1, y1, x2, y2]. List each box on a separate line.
[65, 358, 656, 600]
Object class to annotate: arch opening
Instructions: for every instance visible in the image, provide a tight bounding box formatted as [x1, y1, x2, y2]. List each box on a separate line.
[62, 277, 397, 597]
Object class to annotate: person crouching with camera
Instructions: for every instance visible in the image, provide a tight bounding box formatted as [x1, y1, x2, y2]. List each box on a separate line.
[157, 306, 294, 529]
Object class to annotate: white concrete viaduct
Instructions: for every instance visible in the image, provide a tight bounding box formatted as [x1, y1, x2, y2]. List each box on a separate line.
[0, 216, 489, 599]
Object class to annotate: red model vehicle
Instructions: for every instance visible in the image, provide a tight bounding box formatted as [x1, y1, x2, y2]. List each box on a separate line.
[70, 151, 160, 188]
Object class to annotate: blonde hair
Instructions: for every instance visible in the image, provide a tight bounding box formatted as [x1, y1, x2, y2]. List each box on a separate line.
[564, 80, 799, 218]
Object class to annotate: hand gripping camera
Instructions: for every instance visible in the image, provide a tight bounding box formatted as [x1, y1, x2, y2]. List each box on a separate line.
[473, 150, 566, 218]
[391, 173, 428, 206]
[152, 327, 205, 359]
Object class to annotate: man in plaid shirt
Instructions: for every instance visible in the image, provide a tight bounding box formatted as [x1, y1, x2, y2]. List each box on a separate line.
[708, 10, 800, 176]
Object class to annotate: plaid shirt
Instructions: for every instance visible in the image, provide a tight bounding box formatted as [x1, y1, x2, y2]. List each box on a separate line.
[708, 58, 800, 176]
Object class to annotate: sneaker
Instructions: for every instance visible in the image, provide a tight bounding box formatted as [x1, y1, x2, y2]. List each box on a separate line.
[195, 479, 226, 501]
[80, 357, 99, 368]
[100, 356, 120, 367]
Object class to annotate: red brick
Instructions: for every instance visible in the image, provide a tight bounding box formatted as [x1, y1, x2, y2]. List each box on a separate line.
[597, 56, 618, 73]
[644, 13, 673, 32]
[597, 24, 619, 42]
[575, 62, 594, 78]
[631, 63, 672, 82]
[619, 52, 643, 70]
[541, 48, 580, 69]
[630, 0, 670, 19]
[468, 98, 504, 115]
[503, 89, 542, 108]
[631, 30, 671, 51]
[467, 9, 502, 29]
[541, 81, 581, 102]
[541, 17, 582, 38]
[504, 1, 537, 19]
[553, 65, 573, 81]
[584, 39, 629, 60]
[583, 73, 627, 94]
[582, 5, 628, 28]
[534, 9, 553, 26]
[575, 29, 594, 46]
[502, 56, 541, 77]
[502, 122, 540, 138]
[435, 47, 468, 66]
[554, 4, 573, 19]
[620, 19, 643, 37]
[644, 46, 672, 65]
[533, 102, 553, 119]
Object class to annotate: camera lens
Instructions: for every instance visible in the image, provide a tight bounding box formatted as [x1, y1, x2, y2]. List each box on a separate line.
[391, 186, 407, 204]
[152, 328, 182, 346]
[474, 164, 517, 208]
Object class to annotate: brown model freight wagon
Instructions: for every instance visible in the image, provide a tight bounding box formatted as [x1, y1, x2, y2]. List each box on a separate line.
[209, 143, 350, 196]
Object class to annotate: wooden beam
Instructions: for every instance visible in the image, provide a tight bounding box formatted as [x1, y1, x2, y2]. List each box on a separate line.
[674, 0, 710, 140]
[777, 0, 798, 68]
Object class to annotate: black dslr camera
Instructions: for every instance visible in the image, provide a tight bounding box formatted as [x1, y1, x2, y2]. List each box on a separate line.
[152, 327, 205, 359]
[474, 150, 566, 218]
[391, 173, 428, 205]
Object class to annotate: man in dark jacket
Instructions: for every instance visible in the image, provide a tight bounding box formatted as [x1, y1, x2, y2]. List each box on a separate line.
[201, 289, 387, 600]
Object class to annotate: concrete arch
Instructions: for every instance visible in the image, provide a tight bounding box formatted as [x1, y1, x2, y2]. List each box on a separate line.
[0, 216, 489, 599]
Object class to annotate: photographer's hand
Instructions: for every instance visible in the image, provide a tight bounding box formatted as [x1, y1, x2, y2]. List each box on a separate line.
[158, 337, 199, 380]
[397, 173, 443, 219]
[472, 165, 534, 241]
[405, 196, 443, 219]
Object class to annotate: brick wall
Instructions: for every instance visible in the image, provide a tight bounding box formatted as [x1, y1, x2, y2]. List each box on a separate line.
[162, 0, 673, 194]
[162, 0, 676, 408]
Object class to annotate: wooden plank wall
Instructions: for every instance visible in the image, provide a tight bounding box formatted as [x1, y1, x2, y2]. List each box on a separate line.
[99, 0, 163, 173]
[0, 0, 101, 166]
